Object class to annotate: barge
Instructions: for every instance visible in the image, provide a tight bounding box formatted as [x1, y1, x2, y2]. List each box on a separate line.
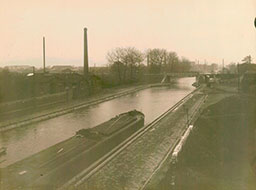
[76, 110, 144, 138]
[0, 110, 144, 189]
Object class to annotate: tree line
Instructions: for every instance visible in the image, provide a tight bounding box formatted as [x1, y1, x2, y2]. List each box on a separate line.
[0, 47, 193, 102]
[107, 47, 192, 84]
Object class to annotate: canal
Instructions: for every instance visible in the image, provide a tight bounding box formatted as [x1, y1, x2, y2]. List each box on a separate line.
[0, 77, 195, 167]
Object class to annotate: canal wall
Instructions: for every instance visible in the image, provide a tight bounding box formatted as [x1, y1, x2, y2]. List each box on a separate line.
[0, 73, 184, 124]
[140, 74, 165, 83]
[0, 74, 171, 119]
[145, 94, 256, 190]
[0, 91, 69, 120]
[0, 84, 156, 132]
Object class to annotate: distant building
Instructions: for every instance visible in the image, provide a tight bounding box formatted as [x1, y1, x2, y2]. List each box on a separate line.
[4, 65, 33, 73]
[241, 73, 256, 93]
[190, 63, 219, 74]
[238, 63, 256, 93]
[238, 63, 256, 74]
[50, 65, 75, 73]
[34, 72, 102, 98]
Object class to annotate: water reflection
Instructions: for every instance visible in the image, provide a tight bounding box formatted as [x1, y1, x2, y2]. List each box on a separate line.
[0, 77, 195, 167]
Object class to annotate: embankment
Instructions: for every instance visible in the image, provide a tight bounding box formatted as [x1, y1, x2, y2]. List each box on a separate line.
[0, 85, 151, 132]
[152, 94, 256, 190]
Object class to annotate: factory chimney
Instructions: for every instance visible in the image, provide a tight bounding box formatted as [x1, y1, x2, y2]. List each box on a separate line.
[43, 36, 46, 73]
[84, 28, 89, 76]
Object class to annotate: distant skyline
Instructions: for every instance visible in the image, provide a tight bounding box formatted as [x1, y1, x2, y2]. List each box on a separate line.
[1, 0, 256, 67]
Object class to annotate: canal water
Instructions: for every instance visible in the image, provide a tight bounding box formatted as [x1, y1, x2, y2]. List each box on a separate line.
[0, 77, 195, 167]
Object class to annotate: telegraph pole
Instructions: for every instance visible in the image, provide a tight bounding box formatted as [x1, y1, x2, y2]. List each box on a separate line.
[32, 66, 36, 107]
[43, 37, 45, 73]
[222, 59, 225, 73]
[84, 28, 89, 76]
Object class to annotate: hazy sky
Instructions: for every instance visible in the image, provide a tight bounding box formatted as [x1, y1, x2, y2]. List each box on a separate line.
[0, 0, 255, 67]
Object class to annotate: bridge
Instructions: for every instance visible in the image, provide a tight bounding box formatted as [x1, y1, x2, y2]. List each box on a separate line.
[158, 73, 198, 83]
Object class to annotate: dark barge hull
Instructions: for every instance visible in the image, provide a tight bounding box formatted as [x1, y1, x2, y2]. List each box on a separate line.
[0, 110, 144, 189]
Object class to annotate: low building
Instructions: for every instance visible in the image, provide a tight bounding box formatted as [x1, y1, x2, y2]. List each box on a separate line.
[241, 72, 256, 93]
[50, 65, 75, 73]
[4, 65, 33, 73]
[238, 63, 256, 74]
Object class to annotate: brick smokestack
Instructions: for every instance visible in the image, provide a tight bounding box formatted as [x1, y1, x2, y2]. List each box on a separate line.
[84, 27, 89, 76]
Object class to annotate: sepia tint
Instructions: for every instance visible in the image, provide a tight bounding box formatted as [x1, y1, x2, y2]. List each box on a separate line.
[0, 0, 256, 189]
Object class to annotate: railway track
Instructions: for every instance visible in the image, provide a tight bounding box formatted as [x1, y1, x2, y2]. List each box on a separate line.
[139, 93, 207, 190]
[60, 87, 205, 189]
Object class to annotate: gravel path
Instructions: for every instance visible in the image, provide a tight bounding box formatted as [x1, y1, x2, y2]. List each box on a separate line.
[72, 93, 205, 190]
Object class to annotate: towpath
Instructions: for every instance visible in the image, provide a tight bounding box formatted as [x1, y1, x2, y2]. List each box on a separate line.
[69, 90, 206, 190]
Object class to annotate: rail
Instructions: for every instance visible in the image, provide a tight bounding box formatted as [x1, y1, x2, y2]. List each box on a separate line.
[139, 93, 207, 190]
[60, 87, 202, 189]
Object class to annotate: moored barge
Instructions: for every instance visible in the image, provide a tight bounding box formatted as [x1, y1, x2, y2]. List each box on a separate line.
[1, 110, 145, 189]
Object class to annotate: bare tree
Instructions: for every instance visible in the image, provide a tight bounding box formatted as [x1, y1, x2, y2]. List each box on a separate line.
[166, 52, 179, 73]
[124, 47, 144, 81]
[242, 55, 252, 64]
[107, 47, 144, 83]
[179, 57, 192, 73]
[107, 47, 126, 64]
[146, 49, 168, 73]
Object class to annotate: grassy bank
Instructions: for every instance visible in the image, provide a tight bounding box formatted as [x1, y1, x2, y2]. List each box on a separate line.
[156, 93, 256, 190]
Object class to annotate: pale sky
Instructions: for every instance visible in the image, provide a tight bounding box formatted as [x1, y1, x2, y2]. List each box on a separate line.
[0, 0, 256, 67]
